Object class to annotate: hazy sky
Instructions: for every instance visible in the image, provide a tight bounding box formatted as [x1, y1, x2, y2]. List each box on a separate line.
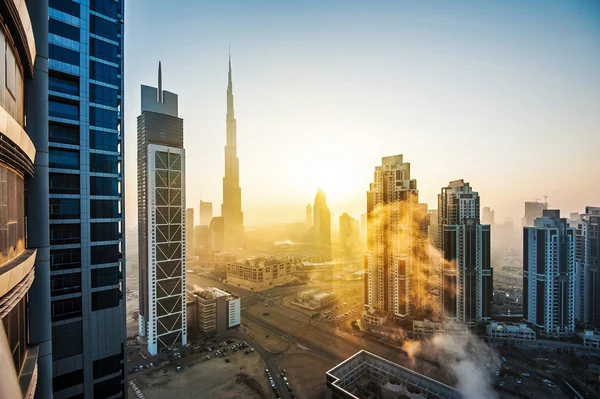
[124, 0, 600, 228]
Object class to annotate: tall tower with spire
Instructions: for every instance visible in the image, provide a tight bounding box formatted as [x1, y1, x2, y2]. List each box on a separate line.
[222, 52, 245, 248]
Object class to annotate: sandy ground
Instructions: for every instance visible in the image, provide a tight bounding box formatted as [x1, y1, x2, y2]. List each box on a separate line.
[242, 319, 290, 354]
[128, 346, 271, 399]
[277, 353, 334, 399]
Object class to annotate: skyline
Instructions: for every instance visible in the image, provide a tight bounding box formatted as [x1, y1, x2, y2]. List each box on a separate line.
[124, 0, 600, 227]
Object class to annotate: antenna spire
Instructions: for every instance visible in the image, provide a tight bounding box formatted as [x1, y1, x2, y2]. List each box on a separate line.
[158, 61, 163, 103]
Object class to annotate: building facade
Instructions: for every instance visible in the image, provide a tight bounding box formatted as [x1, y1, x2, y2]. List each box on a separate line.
[221, 55, 244, 248]
[226, 258, 292, 291]
[188, 287, 240, 336]
[487, 322, 536, 347]
[199, 200, 212, 226]
[47, 0, 126, 396]
[523, 200, 548, 227]
[438, 180, 492, 326]
[312, 189, 331, 256]
[363, 155, 429, 323]
[210, 216, 224, 252]
[575, 207, 600, 327]
[523, 210, 575, 338]
[137, 64, 187, 355]
[0, 0, 47, 396]
[482, 207, 495, 225]
[339, 213, 359, 253]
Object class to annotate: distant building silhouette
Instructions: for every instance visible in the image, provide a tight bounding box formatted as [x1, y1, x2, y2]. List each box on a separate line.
[339, 213, 359, 252]
[221, 54, 244, 248]
[312, 189, 331, 256]
[523, 200, 548, 227]
[210, 217, 225, 252]
[200, 200, 213, 226]
[482, 206, 495, 225]
[306, 204, 313, 227]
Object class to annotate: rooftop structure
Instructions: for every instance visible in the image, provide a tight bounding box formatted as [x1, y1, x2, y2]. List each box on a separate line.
[487, 322, 536, 347]
[326, 350, 461, 399]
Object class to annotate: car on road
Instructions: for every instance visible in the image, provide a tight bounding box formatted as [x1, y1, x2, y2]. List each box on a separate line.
[176, 366, 183, 372]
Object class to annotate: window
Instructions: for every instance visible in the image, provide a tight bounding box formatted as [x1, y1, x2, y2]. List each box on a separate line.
[49, 97, 79, 120]
[49, 19, 79, 41]
[0, 166, 25, 265]
[51, 297, 82, 322]
[1, 30, 25, 126]
[49, 173, 79, 194]
[91, 0, 120, 19]
[49, 44, 80, 66]
[90, 61, 119, 86]
[1, 296, 27, 377]
[91, 244, 120, 265]
[90, 130, 118, 151]
[49, 149, 79, 169]
[93, 376, 123, 398]
[90, 153, 118, 174]
[51, 272, 82, 296]
[49, 72, 79, 96]
[90, 38, 118, 63]
[49, 0, 80, 17]
[91, 266, 120, 288]
[90, 176, 119, 196]
[49, 122, 79, 144]
[92, 288, 121, 311]
[90, 15, 119, 41]
[49, 224, 80, 245]
[50, 198, 80, 219]
[90, 200, 120, 219]
[90, 107, 118, 129]
[50, 248, 81, 270]
[93, 354, 122, 379]
[90, 83, 118, 107]
[90, 222, 119, 242]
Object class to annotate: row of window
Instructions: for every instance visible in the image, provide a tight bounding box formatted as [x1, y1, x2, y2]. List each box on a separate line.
[50, 124, 120, 152]
[50, 267, 121, 296]
[49, 222, 121, 245]
[50, 173, 120, 196]
[49, 149, 120, 173]
[50, 100, 120, 128]
[50, 244, 121, 271]
[50, 288, 122, 322]
[49, 199, 121, 220]
[50, 14, 121, 43]
[0, 25, 25, 126]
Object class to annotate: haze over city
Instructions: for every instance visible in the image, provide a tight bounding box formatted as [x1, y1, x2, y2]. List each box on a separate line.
[124, 0, 600, 227]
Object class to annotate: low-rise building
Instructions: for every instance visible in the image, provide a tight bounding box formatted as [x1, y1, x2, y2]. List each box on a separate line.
[326, 350, 460, 399]
[487, 322, 536, 347]
[226, 258, 293, 291]
[412, 320, 469, 339]
[362, 306, 388, 326]
[187, 286, 240, 336]
[295, 290, 336, 310]
[580, 330, 600, 350]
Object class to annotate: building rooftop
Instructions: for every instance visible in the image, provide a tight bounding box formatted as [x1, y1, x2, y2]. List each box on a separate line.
[313, 292, 331, 300]
[190, 286, 236, 300]
[326, 350, 461, 399]
[487, 322, 534, 334]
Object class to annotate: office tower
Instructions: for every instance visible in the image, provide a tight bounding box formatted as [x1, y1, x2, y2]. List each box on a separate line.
[306, 204, 313, 227]
[0, 0, 49, 396]
[523, 200, 548, 227]
[221, 54, 244, 248]
[195, 225, 210, 252]
[482, 206, 495, 225]
[570, 212, 581, 225]
[200, 200, 213, 226]
[575, 207, 600, 327]
[210, 217, 225, 252]
[47, 0, 126, 396]
[137, 64, 187, 355]
[523, 210, 575, 338]
[339, 213, 359, 252]
[186, 208, 194, 259]
[363, 155, 429, 324]
[438, 180, 492, 326]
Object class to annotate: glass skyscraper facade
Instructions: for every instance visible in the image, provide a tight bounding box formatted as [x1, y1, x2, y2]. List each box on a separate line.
[48, 0, 126, 397]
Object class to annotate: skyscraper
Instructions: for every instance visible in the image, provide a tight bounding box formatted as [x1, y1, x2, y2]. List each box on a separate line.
[575, 207, 600, 327]
[306, 204, 313, 227]
[523, 210, 575, 338]
[482, 206, 495, 225]
[339, 213, 359, 252]
[137, 63, 187, 355]
[187, 208, 195, 259]
[363, 155, 429, 324]
[0, 0, 49, 396]
[523, 200, 548, 227]
[221, 54, 244, 248]
[47, 0, 126, 396]
[438, 180, 492, 326]
[312, 189, 331, 256]
[200, 200, 213, 226]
